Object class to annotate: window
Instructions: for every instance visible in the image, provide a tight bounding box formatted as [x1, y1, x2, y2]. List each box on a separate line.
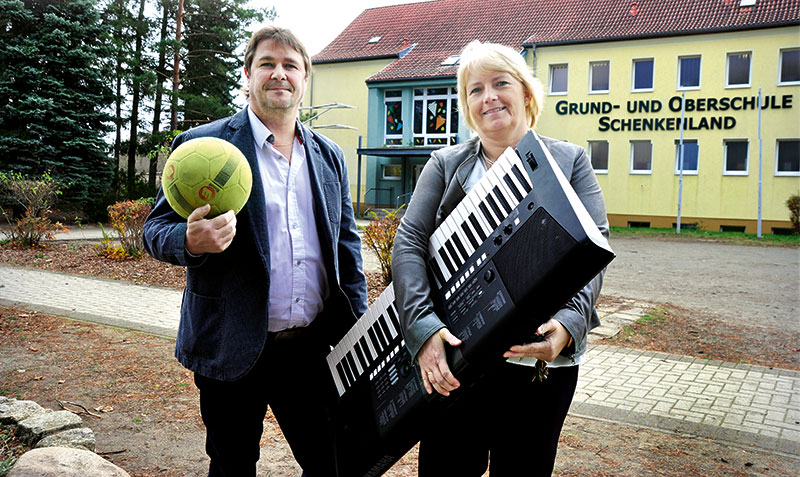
[675, 139, 699, 174]
[776, 139, 800, 175]
[590, 61, 609, 93]
[384, 90, 403, 146]
[630, 140, 652, 173]
[678, 56, 701, 89]
[779, 48, 800, 85]
[441, 55, 460, 66]
[413, 87, 458, 146]
[726, 52, 751, 87]
[381, 164, 402, 180]
[549, 64, 568, 94]
[588, 141, 608, 173]
[724, 140, 749, 175]
[632, 58, 654, 91]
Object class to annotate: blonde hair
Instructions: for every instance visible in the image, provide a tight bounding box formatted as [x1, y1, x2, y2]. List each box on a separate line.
[457, 40, 544, 131]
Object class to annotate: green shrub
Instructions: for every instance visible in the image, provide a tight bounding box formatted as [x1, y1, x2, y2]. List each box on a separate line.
[787, 194, 800, 234]
[362, 207, 404, 285]
[0, 172, 67, 247]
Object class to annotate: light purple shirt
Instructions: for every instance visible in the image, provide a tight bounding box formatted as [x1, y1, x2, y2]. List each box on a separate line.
[247, 107, 329, 332]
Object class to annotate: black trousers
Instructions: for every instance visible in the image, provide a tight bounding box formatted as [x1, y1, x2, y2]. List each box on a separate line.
[418, 363, 579, 476]
[193, 328, 337, 477]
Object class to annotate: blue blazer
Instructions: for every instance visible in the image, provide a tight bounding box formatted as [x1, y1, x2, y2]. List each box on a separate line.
[144, 108, 368, 380]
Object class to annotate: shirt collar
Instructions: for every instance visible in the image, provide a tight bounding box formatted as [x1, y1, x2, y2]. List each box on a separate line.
[247, 105, 305, 149]
[247, 105, 273, 149]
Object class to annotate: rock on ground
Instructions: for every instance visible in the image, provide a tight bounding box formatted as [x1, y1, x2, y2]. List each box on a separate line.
[36, 427, 96, 452]
[8, 447, 130, 477]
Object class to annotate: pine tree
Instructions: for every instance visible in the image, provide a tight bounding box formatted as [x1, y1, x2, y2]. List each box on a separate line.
[179, 0, 274, 128]
[0, 0, 115, 204]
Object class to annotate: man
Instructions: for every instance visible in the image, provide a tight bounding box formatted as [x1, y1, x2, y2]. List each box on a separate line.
[143, 26, 367, 476]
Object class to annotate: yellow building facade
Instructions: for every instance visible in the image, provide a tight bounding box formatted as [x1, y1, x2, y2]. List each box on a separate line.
[309, 1, 799, 233]
[533, 26, 800, 233]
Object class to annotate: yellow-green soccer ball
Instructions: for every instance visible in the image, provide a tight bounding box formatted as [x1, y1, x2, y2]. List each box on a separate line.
[161, 137, 252, 219]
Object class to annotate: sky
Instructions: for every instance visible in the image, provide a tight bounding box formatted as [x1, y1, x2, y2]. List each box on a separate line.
[253, 0, 433, 56]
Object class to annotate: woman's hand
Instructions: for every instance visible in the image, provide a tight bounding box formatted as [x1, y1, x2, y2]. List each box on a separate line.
[503, 319, 571, 362]
[418, 328, 462, 396]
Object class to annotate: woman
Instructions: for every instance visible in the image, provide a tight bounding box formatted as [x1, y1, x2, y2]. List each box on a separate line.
[392, 40, 609, 475]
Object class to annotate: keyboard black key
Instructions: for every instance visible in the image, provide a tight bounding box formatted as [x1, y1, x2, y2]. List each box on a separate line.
[468, 213, 488, 241]
[438, 245, 457, 275]
[485, 194, 503, 222]
[461, 221, 480, 249]
[503, 173, 524, 201]
[479, 202, 498, 229]
[368, 327, 382, 353]
[492, 185, 512, 214]
[378, 315, 393, 341]
[511, 164, 532, 193]
[451, 232, 469, 261]
[354, 341, 368, 370]
[386, 306, 401, 333]
[336, 362, 349, 390]
[373, 322, 389, 349]
[429, 257, 446, 286]
[359, 335, 374, 362]
[444, 238, 462, 267]
[346, 352, 359, 377]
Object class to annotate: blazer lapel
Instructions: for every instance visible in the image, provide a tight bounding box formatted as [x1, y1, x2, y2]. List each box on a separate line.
[227, 109, 270, 268]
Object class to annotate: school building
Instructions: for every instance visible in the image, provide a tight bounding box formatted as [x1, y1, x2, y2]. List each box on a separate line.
[306, 0, 800, 233]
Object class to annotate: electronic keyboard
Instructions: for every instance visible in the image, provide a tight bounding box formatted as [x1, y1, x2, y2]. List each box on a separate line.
[327, 131, 615, 476]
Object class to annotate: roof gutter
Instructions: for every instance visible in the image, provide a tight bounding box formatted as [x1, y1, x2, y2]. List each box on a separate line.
[522, 21, 800, 48]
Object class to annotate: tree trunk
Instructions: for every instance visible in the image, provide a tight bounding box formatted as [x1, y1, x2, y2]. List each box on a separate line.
[126, 0, 146, 198]
[170, 0, 184, 132]
[149, 0, 170, 190]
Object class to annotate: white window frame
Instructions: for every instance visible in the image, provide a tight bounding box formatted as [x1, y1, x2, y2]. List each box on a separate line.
[677, 55, 702, 90]
[723, 139, 749, 176]
[630, 140, 653, 174]
[775, 138, 800, 176]
[725, 51, 752, 88]
[674, 139, 699, 175]
[589, 61, 610, 94]
[778, 48, 800, 86]
[383, 90, 403, 146]
[588, 140, 609, 174]
[632, 58, 654, 92]
[549, 64, 568, 95]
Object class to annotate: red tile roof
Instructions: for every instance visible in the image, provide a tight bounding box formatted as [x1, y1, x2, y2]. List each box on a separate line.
[312, 0, 800, 83]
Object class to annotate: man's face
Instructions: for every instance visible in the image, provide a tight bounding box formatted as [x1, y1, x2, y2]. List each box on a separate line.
[246, 39, 307, 118]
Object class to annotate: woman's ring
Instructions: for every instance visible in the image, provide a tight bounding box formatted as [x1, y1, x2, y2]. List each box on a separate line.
[427, 371, 434, 378]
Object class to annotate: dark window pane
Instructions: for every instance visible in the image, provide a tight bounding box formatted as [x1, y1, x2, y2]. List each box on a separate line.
[551, 65, 567, 93]
[633, 59, 653, 90]
[725, 141, 748, 172]
[676, 140, 698, 172]
[450, 98, 458, 134]
[632, 141, 652, 171]
[728, 53, 750, 85]
[680, 57, 701, 87]
[384, 90, 402, 98]
[781, 49, 800, 83]
[589, 141, 608, 170]
[428, 88, 448, 96]
[591, 62, 609, 91]
[777, 140, 800, 172]
[413, 100, 422, 134]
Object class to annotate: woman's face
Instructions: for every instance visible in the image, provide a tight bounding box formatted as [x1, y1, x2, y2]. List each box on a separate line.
[465, 69, 530, 141]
